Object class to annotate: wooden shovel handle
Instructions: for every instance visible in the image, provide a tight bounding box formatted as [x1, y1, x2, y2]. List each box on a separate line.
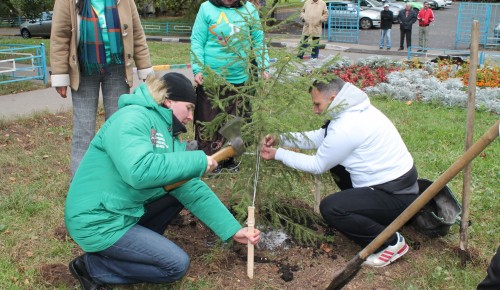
[327, 119, 499, 290]
[163, 146, 236, 191]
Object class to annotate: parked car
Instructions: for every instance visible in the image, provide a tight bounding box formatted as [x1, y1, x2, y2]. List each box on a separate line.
[19, 11, 52, 39]
[326, 1, 381, 30]
[494, 21, 500, 39]
[429, 0, 446, 10]
[444, 0, 452, 7]
[394, 0, 423, 13]
[381, 0, 406, 10]
[354, 0, 400, 23]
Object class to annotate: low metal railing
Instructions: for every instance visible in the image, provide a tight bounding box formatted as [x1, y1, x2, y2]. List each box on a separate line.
[0, 43, 48, 85]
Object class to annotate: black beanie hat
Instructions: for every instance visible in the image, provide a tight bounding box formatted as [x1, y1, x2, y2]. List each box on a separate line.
[161, 72, 197, 105]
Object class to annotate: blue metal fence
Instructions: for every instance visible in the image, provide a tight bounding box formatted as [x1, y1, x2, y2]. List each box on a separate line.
[141, 22, 193, 36]
[324, 1, 360, 44]
[455, 2, 500, 49]
[0, 44, 48, 85]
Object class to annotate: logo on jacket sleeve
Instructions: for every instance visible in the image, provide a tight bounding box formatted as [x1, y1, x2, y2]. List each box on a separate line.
[150, 127, 168, 149]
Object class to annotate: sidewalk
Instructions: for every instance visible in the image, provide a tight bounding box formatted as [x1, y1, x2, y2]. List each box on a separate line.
[0, 31, 406, 120]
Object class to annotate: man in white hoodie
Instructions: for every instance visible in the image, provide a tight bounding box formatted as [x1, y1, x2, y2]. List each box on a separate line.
[261, 78, 419, 268]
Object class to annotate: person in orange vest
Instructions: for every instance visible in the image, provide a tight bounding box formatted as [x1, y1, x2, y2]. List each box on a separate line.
[417, 1, 435, 52]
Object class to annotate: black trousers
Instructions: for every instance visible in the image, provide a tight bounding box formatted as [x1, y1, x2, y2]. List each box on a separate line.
[478, 246, 500, 290]
[194, 84, 249, 156]
[400, 28, 412, 49]
[138, 195, 184, 235]
[297, 35, 321, 59]
[320, 166, 418, 249]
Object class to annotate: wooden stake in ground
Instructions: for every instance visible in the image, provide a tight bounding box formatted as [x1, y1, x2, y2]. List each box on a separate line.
[460, 20, 479, 267]
[247, 206, 255, 279]
[314, 175, 322, 214]
[326, 120, 499, 290]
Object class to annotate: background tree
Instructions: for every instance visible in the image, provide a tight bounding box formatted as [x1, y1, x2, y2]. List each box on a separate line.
[11, 0, 53, 19]
[0, 0, 19, 18]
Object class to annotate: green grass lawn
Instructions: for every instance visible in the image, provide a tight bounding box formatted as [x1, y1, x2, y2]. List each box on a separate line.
[0, 98, 498, 289]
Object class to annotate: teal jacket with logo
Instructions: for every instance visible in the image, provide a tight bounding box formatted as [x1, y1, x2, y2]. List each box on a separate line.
[190, 0, 269, 84]
[65, 82, 242, 252]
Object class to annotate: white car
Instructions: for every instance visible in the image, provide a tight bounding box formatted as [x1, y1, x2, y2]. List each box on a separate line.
[430, 0, 446, 9]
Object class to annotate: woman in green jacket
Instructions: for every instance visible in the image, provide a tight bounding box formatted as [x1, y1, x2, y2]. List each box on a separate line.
[190, 0, 270, 172]
[66, 72, 260, 289]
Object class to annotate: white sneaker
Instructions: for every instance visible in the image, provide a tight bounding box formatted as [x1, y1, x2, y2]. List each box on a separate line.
[363, 232, 409, 268]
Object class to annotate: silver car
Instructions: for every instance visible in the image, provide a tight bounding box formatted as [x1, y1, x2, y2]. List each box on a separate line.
[20, 11, 53, 39]
[494, 21, 500, 39]
[326, 1, 381, 30]
[356, 0, 400, 23]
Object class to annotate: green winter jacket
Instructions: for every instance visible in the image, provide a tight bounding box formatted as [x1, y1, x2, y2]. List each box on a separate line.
[65, 83, 242, 252]
[190, 0, 269, 84]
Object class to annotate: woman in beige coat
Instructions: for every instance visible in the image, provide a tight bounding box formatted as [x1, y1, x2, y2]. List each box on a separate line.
[50, 0, 153, 177]
[297, 0, 328, 60]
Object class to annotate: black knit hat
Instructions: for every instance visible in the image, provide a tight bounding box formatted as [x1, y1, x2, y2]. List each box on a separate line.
[161, 72, 197, 105]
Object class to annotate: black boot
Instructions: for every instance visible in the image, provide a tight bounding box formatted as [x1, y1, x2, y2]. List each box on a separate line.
[69, 256, 106, 290]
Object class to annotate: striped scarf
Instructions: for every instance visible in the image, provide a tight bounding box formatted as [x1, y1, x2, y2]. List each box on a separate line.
[78, 0, 124, 75]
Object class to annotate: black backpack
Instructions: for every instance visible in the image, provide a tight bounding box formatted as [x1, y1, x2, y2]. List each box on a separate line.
[410, 178, 462, 237]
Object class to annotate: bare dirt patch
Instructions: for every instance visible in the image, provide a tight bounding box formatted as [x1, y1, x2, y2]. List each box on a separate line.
[38, 208, 477, 290]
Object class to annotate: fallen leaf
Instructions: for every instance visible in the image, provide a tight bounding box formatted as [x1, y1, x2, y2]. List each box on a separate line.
[320, 243, 332, 253]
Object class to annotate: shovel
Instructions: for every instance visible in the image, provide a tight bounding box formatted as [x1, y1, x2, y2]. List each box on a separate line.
[326, 119, 499, 290]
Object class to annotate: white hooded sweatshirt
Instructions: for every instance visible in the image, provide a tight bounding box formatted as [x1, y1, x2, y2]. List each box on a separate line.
[275, 82, 414, 188]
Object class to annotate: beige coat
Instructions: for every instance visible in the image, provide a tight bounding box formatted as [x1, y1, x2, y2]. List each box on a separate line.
[300, 0, 328, 36]
[50, 0, 153, 91]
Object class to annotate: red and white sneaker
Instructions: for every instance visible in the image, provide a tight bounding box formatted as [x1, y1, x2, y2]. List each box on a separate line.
[363, 232, 409, 268]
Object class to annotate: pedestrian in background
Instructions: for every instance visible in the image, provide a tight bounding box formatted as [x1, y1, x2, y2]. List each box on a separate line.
[297, 0, 328, 60]
[190, 0, 269, 173]
[50, 0, 153, 177]
[397, 4, 417, 51]
[417, 1, 435, 52]
[379, 3, 394, 50]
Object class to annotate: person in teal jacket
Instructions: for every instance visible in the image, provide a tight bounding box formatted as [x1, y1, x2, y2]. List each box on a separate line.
[65, 72, 260, 289]
[190, 0, 270, 172]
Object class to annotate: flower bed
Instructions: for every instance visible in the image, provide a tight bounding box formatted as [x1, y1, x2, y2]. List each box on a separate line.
[324, 56, 500, 114]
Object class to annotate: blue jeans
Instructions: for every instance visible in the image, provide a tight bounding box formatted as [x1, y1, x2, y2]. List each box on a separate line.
[379, 29, 391, 49]
[70, 64, 129, 176]
[84, 195, 188, 285]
